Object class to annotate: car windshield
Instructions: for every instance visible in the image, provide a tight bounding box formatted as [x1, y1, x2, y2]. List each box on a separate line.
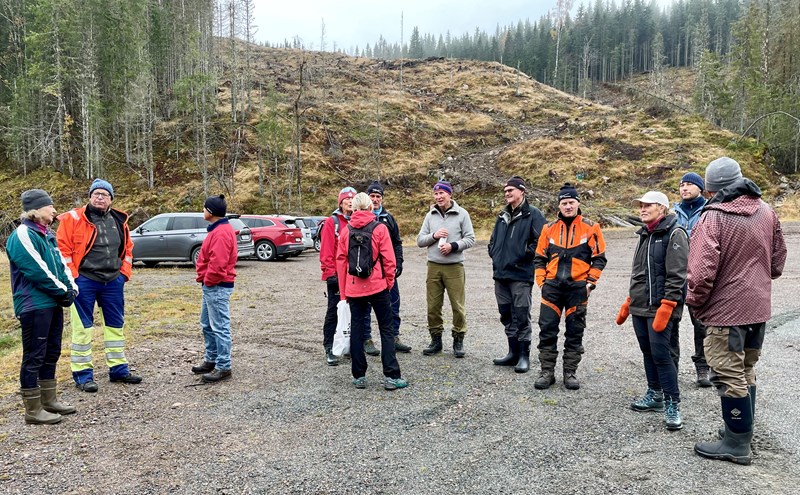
[229, 218, 247, 230]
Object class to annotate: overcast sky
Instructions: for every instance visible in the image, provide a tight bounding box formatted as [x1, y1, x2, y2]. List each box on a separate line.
[253, 0, 677, 53]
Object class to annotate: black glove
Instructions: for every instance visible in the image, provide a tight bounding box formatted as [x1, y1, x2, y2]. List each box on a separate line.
[326, 275, 338, 283]
[58, 289, 77, 307]
[395, 263, 403, 278]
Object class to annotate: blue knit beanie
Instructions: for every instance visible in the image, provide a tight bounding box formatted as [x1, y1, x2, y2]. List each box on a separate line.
[680, 172, 704, 192]
[89, 178, 114, 199]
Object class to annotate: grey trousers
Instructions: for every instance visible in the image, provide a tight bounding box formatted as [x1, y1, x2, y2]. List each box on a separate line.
[494, 280, 533, 342]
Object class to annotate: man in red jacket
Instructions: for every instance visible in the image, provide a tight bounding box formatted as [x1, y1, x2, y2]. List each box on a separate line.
[192, 195, 238, 383]
[319, 186, 356, 366]
[689, 157, 786, 465]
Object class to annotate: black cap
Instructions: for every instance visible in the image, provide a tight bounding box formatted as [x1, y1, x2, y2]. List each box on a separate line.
[558, 183, 579, 202]
[505, 176, 526, 192]
[367, 181, 384, 196]
[204, 195, 227, 217]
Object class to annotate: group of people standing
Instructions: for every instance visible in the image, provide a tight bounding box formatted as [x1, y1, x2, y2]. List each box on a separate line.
[318, 156, 786, 466]
[6, 156, 787, 467]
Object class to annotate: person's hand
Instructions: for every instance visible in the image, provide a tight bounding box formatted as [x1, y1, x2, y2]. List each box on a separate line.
[439, 242, 453, 256]
[434, 228, 448, 240]
[58, 289, 77, 308]
[615, 297, 631, 325]
[395, 264, 403, 277]
[653, 299, 677, 332]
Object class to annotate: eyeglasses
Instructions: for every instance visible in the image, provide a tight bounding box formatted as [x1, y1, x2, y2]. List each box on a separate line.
[91, 192, 111, 199]
[503, 189, 516, 194]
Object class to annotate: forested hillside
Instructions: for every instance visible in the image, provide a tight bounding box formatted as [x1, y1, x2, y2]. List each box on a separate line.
[277, 0, 800, 174]
[0, 0, 796, 243]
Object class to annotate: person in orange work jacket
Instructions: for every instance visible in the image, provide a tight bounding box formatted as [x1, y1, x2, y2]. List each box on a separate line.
[56, 179, 140, 393]
[533, 183, 606, 391]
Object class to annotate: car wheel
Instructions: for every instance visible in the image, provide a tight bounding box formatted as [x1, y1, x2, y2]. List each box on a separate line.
[255, 240, 277, 261]
[314, 237, 321, 251]
[191, 246, 201, 266]
[143, 261, 159, 268]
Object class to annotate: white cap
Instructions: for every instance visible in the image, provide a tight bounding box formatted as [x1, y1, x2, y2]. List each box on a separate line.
[632, 191, 670, 208]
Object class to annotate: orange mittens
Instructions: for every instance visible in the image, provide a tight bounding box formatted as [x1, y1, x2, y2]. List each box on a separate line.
[652, 299, 678, 332]
[615, 297, 631, 325]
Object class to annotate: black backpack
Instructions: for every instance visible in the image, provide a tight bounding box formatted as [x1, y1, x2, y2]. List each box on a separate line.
[348, 221, 380, 278]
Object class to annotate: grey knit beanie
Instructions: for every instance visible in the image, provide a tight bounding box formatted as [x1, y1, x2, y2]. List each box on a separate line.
[705, 157, 742, 192]
[21, 189, 54, 211]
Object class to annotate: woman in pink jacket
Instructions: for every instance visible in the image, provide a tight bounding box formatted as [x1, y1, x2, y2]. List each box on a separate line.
[336, 192, 407, 390]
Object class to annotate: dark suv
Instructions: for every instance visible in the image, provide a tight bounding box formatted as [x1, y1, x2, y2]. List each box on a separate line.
[131, 213, 255, 267]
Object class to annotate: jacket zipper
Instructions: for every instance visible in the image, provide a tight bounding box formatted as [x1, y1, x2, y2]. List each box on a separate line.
[646, 235, 653, 307]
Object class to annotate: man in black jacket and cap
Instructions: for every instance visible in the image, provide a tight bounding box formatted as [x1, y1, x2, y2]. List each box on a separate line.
[488, 176, 547, 373]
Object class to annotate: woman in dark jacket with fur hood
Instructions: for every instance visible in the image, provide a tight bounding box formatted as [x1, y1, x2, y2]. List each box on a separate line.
[616, 191, 689, 431]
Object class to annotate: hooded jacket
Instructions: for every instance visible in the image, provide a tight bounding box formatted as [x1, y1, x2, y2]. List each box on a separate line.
[686, 178, 786, 326]
[56, 205, 133, 281]
[6, 220, 78, 316]
[336, 210, 396, 298]
[628, 214, 689, 319]
[488, 199, 547, 282]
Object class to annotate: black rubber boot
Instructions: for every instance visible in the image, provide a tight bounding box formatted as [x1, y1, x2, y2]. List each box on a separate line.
[453, 334, 466, 358]
[493, 337, 519, 366]
[514, 341, 530, 373]
[422, 335, 443, 356]
[696, 396, 753, 465]
[719, 384, 756, 439]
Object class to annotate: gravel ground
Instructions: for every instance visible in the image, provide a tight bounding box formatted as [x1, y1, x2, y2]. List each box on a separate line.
[1, 225, 798, 494]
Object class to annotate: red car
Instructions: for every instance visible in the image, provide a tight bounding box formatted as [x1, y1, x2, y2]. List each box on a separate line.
[239, 215, 305, 261]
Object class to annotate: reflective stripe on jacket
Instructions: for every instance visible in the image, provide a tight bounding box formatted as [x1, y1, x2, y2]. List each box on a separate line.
[534, 213, 607, 288]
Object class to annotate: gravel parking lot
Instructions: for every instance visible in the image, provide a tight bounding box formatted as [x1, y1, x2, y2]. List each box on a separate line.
[1, 226, 798, 494]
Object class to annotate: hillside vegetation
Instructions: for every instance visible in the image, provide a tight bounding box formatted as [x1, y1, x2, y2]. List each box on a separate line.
[1, 46, 796, 243]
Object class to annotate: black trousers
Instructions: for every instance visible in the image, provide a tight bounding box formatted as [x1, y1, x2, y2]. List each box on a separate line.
[348, 289, 401, 380]
[537, 283, 588, 371]
[322, 277, 340, 349]
[19, 306, 64, 389]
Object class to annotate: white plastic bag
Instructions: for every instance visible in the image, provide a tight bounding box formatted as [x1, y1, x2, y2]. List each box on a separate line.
[332, 300, 351, 356]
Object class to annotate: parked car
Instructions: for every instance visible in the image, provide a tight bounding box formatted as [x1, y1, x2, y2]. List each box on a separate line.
[305, 216, 327, 251]
[239, 215, 305, 261]
[275, 215, 314, 254]
[131, 213, 255, 267]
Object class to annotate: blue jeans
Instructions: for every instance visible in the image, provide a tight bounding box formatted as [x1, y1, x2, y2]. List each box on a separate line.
[364, 281, 401, 340]
[632, 315, 680, 401]
[200, 285, 234, 371]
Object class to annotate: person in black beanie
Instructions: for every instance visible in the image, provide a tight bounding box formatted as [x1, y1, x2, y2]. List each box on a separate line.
[488, 176, 546, 373]
[533, 183, 607, 390]
[362, 181, 410, 353]
[673, 171, 712, 387]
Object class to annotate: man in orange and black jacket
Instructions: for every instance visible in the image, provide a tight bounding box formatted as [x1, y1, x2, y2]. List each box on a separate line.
[533, 183, 606, 391]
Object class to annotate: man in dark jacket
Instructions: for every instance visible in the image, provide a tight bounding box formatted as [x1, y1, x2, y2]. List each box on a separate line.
[674, 172, 711, 387]
[689, 157, 786, 465]
[488, 176, 546, 373]
[362, 181, 411, 353]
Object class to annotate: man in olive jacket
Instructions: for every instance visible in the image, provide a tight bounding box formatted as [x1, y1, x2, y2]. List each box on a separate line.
[488, 176, 546, 373]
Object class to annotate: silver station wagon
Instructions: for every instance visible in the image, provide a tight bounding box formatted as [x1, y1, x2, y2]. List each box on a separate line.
[131, 213, 255, 267]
